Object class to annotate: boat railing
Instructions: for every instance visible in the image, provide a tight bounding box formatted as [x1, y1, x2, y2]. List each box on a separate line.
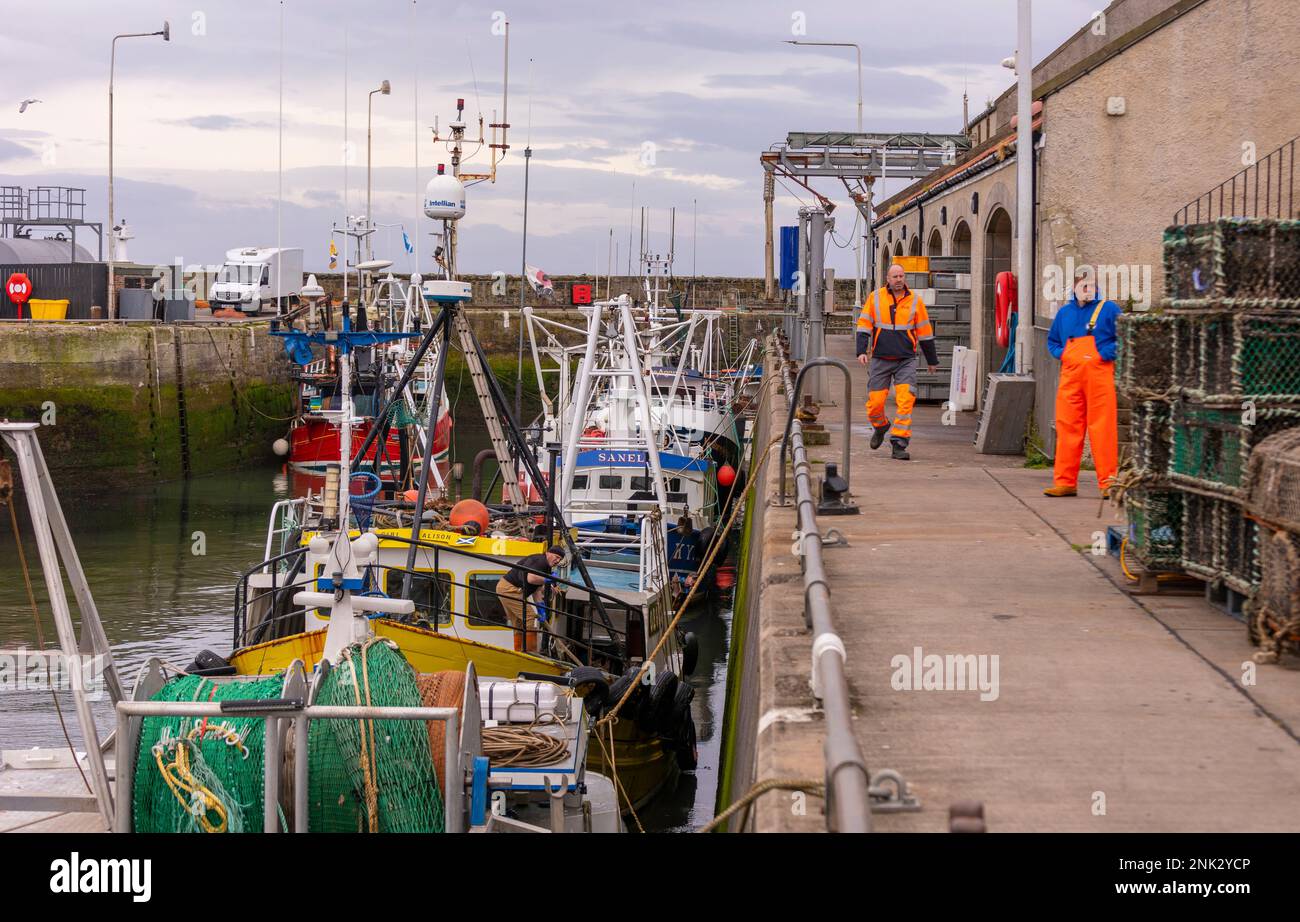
[263, 498, 307, 564]
[233, 544, 315, 648]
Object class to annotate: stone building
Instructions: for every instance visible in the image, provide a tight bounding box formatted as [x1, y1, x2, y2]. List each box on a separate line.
[870, 0, 1299, 453]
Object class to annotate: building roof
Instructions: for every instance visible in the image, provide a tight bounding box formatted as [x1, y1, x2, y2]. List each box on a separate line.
[872, 116, 1038, 227]
[871, 0, 1205, 229]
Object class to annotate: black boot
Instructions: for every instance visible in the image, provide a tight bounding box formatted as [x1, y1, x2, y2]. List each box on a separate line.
[870, 425, 889, 450]
[891, 439, 911, 461]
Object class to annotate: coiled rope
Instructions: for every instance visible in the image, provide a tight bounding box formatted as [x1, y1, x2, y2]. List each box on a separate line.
[480, 716, 570, 767]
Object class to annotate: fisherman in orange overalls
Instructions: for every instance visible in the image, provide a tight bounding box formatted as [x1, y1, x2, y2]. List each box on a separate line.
[1044, 270, 1120, 496]
[857, 264, 940, 461]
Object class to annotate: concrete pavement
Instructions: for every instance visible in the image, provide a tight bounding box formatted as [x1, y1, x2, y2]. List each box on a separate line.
[747, 333, 1300, 832]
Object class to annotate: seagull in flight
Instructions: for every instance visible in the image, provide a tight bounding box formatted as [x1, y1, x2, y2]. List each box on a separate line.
[18, 99, 42, 114]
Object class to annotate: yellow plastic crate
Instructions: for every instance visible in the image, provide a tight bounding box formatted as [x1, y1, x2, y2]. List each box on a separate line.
[27, 298, 69, 320]
[891, 256, 929, 272]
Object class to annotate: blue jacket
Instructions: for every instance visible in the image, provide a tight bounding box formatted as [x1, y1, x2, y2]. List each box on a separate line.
[1047, 297, 1121, 362]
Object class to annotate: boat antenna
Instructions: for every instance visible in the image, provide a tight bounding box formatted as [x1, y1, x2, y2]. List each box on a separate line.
[276, 0, 284, 317]
[412, 0, 420, 271]
[342, 20, 349, 304]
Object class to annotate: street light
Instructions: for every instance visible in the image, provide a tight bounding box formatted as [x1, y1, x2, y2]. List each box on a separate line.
[784, 40, 862, 132]
[786, 39, 864, 305]
[367, 79, 391, 259]
[108, 21, 169, 318]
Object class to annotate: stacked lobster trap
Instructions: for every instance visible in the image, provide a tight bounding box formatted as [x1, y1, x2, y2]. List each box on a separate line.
[1118, 217, 1300, 657]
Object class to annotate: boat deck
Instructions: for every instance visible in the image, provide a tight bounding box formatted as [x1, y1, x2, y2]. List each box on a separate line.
[0, 750, 113, 833]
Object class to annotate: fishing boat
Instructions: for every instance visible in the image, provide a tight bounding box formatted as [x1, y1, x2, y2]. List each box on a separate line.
[281, 263, 453, 484]
[0, 421, 621, 834]
[524, 296, 748, 578]
[197, 275, 699, 814]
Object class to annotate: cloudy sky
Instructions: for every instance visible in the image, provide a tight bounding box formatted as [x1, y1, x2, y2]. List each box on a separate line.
[1, 0, 1100, 278]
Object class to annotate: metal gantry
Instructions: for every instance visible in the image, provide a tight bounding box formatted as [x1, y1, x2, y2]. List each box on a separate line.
[760, 131, 971, 299]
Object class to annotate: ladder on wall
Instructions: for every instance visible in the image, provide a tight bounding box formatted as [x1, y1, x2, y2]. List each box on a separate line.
[450, 311, 527, 509]
[726, 313, 741, 366]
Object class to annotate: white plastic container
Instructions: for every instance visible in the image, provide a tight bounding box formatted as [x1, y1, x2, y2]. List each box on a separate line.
[478, 679, 571, 723]
[949, 346, 979, 410]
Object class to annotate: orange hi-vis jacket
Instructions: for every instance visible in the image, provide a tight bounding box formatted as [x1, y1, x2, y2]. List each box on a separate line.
[856, 286, 940, 366]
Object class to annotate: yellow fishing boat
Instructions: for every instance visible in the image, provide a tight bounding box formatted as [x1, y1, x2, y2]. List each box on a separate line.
[211, 517, 696, 813]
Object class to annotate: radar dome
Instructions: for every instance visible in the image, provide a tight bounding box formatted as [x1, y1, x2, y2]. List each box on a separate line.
[424, 164, 466, 220]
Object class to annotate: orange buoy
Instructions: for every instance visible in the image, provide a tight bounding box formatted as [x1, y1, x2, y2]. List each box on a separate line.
[402, 489, 421, 503]
[717, 464, 736, 488]
[449, 499, 490, 536]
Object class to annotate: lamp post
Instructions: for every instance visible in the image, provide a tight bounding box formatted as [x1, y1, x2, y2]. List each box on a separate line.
[786, 39, 863, 305]
[367, 79, 391, 260]
[1014, 0, 1033, 375]
[784, 40, 862, 132]
[108, 21, 169, 319]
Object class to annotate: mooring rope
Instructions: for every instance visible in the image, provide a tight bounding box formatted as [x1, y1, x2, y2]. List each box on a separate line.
[696, 777, 825, 833]
[597, 432, 784, 729]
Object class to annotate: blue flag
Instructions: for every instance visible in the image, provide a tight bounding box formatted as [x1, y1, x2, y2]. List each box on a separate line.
[402, 230, 414, 254]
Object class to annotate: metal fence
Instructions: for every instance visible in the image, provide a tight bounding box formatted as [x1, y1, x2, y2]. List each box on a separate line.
[1174, 135, 1297, 224]
[0, 261, 106, 319]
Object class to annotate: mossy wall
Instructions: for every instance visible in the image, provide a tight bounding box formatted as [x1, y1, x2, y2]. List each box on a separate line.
[0, 323, 294, 481]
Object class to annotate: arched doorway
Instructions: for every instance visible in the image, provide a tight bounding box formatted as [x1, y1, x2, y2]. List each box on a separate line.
[981, 208, 1014, 374]
[927, 228, 943, 258]
[882, 241, 899, 286]
[952, 220, 972, 257]
[908, 233, 922, 257]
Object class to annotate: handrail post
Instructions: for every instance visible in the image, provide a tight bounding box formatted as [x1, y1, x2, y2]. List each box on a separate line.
[769, 334, 873, 833]
[778, 355, 854, 507]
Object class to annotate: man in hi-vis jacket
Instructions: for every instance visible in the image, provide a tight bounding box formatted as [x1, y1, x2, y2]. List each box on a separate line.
[856, 263, 940, 460]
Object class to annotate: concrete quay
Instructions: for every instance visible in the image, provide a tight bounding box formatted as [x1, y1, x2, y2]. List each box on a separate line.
[726, 333, 1300, 832]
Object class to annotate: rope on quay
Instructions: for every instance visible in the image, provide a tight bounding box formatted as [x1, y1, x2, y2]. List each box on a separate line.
[696, 778, 825, 834]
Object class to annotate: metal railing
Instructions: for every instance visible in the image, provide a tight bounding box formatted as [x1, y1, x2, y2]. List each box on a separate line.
[113, 698, 462, 833]
[778, 356, 853, 506]
[1174, 135, 1297, 224]
[773, 334, 872, 832]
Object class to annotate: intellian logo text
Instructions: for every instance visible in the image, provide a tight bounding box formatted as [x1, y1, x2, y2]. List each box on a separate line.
[49, 853, 151, 903]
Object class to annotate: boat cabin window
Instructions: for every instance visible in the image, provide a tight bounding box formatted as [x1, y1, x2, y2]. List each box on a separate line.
[631, 476, 681, 492]
[572, 475, 589, 489]
[384, 570, 452, 625]
[598, 475, 623, 490]
[468, 572, 510, 627]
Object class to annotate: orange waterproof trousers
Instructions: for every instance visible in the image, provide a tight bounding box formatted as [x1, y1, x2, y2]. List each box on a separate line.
[1053, 334, 1118, 490]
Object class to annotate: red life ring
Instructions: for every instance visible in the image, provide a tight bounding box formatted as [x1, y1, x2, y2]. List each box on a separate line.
[994, 271, 1018, 348]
